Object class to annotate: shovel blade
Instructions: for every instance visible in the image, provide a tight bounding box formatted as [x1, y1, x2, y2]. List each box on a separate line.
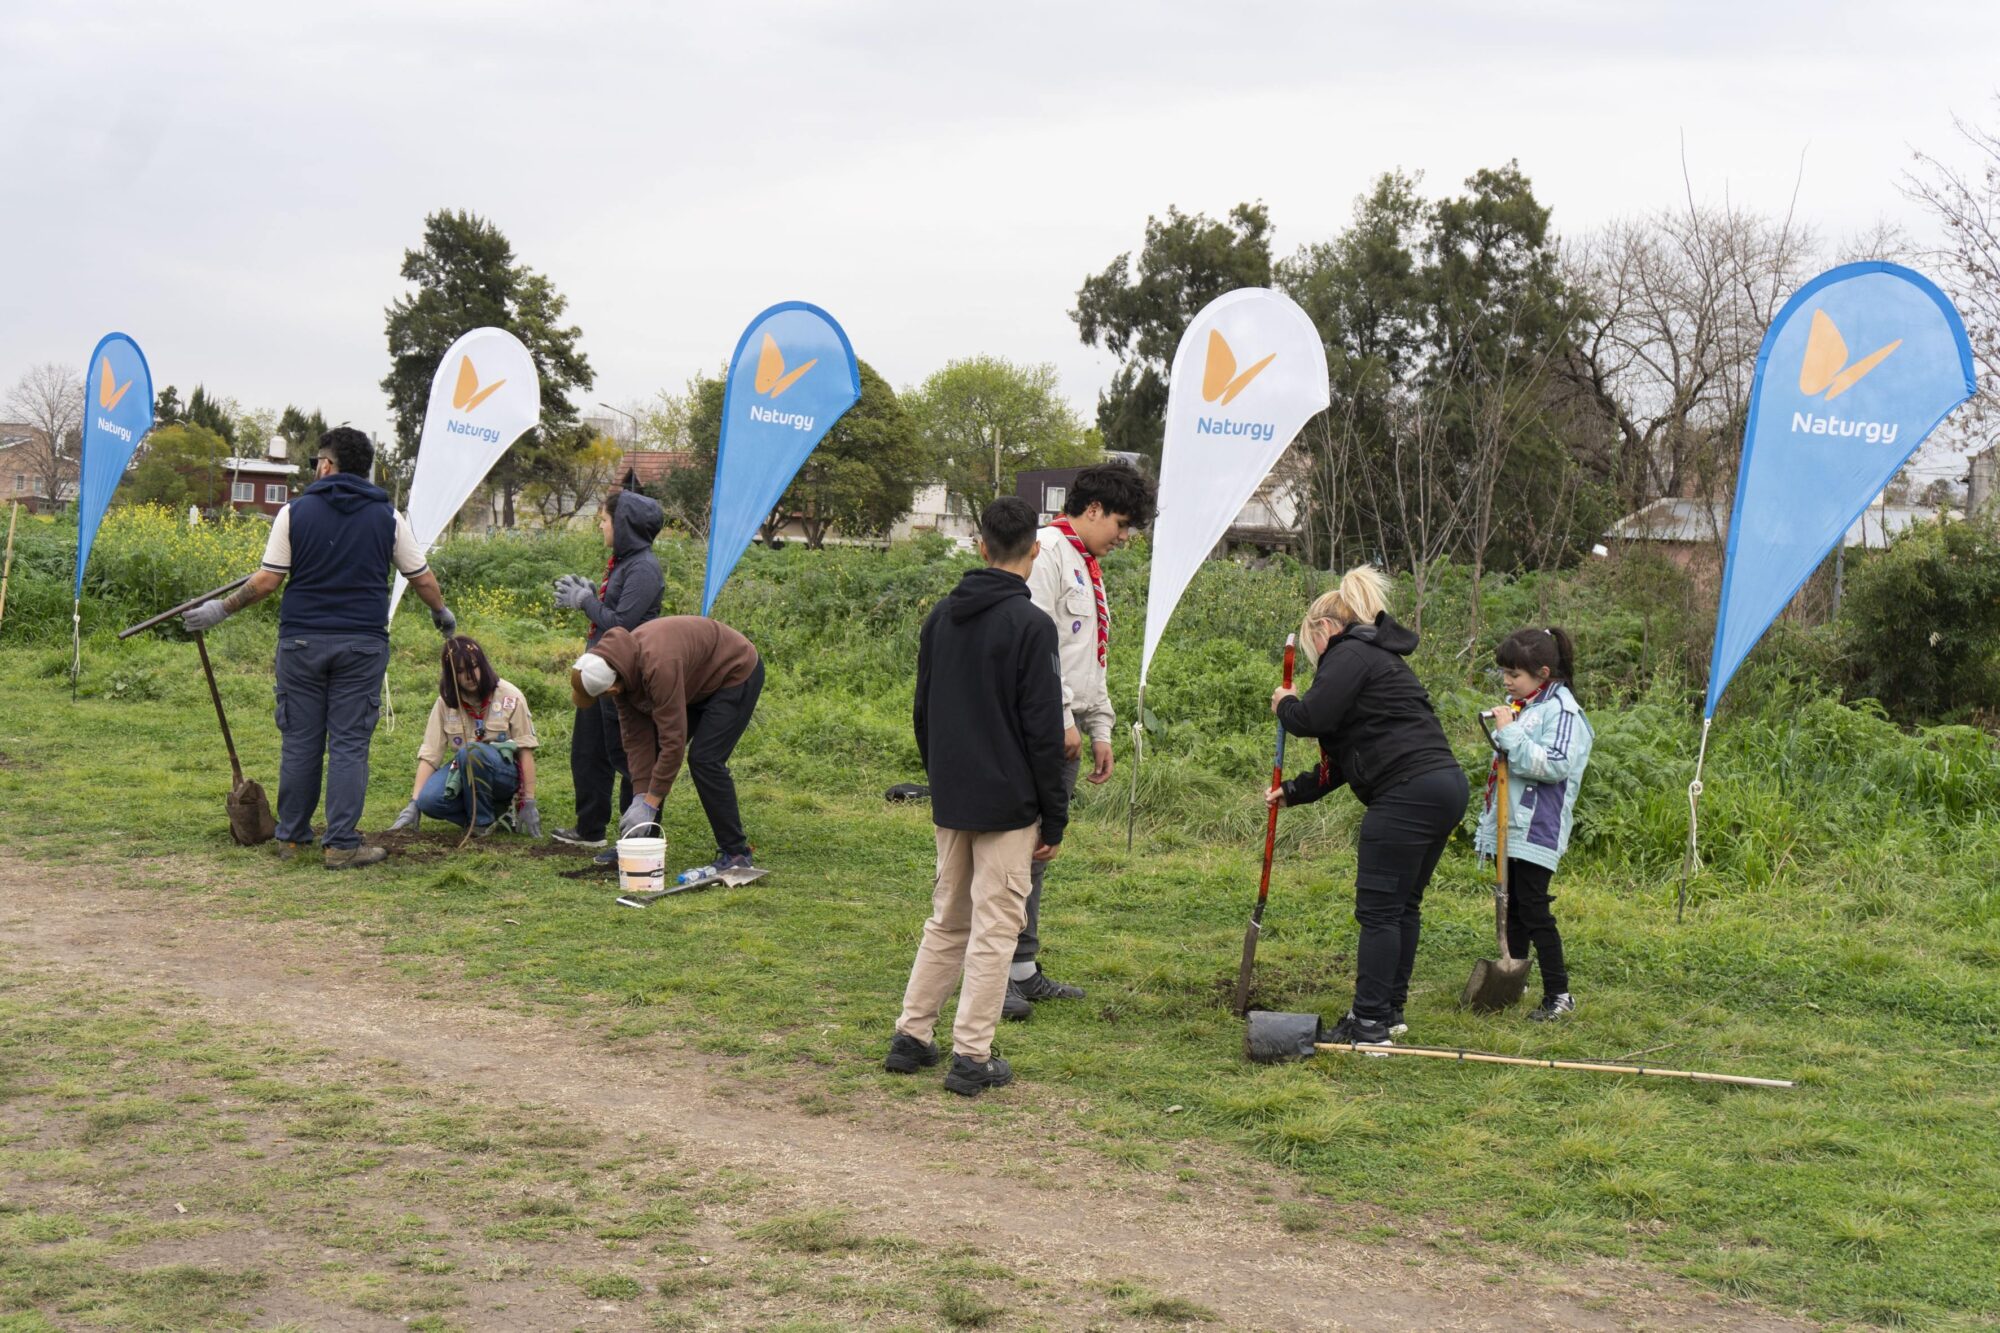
[1244, 1010, 1323, 1064]
[1459, 956, 1531, 1013]
[228, 780, 275, 846]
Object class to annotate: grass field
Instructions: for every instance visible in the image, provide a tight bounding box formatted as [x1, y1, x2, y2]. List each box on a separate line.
[1, 515, 1998, 1329]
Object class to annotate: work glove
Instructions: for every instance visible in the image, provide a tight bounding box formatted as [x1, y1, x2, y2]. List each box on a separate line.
[553, 574, 592, 610]
[182, 598, 231, 633]
[516, 798, 542, 838]
[618, 796, 659, 839]
[387, 800, 420, 832]
[432, 605, 456, 635]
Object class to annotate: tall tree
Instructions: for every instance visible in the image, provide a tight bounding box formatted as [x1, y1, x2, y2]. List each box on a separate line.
[380, 209, 594, 526]
[3, 362, 85, 506]
[1906, 99, 2000, 423]
[184, 385, 237, 448]
[277, 405, 329, 469]
[1072, 202, 1274, 461]
[122, 423, 230, 512]
[906, 356, 1095, 508]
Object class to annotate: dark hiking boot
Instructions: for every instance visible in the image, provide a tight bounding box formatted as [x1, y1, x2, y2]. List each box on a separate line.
[324, 846, 388, 870]
[1324, 1010, 1394, 1053]
[1016, 967, 1084, 1002]
[1387, 1009, 1409, 1037]
[1002, 981, 1033, 1022]
[1528, 993, 1576, 1022]
[275, 840, 310, 862]
[884, 1032, 940, 1074]
[943, 1053, 1013, 1097]
[551, 827, 607, 849]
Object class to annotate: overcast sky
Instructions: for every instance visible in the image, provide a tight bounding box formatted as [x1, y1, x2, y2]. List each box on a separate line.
[3, 1, 1996, 447]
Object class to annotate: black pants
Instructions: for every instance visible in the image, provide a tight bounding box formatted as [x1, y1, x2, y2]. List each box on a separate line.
[685, 658, 764, 857]
[1351, 767, 1469, 1024]
[1504, 858, 1569, 998]
[571, 694, 631, 841]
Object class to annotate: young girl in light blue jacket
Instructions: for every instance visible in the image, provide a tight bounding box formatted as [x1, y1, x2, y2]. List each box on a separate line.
[1474, 627, 1593, 1020]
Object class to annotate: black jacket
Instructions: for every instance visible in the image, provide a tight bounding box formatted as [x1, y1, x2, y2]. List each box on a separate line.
[582, 492, 665, 647]
[1276, 613, 1462, 806]
[913, 567, 1070, 845]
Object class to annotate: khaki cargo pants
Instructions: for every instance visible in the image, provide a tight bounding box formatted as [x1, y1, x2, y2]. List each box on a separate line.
[896, 823, 1038, 1062]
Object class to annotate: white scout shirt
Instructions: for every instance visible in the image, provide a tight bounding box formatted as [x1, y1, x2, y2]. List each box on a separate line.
[1026, 526, 1114, 743]
[417, 677, 540, 768]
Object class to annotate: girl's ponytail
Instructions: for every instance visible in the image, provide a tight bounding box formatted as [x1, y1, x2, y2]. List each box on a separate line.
[1548, 627, 1576, 692]
[1494, 625, 1578, 700]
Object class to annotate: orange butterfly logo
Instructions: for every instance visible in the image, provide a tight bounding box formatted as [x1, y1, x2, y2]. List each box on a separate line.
[1202, 330, 1275, 406]
[97, 356, 132, 411]
[1798, 310, 1899, 402]
[452, 356, 507, 412]
[754, 334, 816, 398]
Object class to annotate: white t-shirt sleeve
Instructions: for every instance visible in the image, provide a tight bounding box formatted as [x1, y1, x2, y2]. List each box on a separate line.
[393, 512, 429, 578]
[260, 506, 292, 573]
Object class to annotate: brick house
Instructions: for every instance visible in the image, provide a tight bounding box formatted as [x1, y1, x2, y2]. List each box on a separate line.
[0, 423, 76, 514]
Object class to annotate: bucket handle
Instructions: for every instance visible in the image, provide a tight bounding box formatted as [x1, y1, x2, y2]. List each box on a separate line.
[620, 822, 664, 842]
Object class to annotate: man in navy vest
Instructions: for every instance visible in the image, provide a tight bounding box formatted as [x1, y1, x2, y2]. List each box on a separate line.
[184, 428, 454, 868]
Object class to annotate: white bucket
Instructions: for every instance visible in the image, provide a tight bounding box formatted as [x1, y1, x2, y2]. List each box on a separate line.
[616, 823, 667, 896]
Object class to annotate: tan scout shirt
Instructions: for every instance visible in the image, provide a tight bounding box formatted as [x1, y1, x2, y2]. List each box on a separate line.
[1027, 527, 1114, 743]
[417, 677, 539, 768]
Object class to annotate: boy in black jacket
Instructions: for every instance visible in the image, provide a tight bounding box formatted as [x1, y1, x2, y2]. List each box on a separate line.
[887, 497, 1068, 1096]
[550, 488, 666, 847]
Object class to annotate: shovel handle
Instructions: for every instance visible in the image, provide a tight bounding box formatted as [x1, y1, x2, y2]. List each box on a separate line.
[1493, 758, 1517, 964]
[119, 575, 253, 639]
[193, 631, 246, 789]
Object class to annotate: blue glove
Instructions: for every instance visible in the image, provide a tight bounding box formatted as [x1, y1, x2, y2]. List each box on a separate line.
[182, 598, 230, 633]
[432, 605, 456, 635]
[618, 797, 659, 838]
[516, 798, 542, 838]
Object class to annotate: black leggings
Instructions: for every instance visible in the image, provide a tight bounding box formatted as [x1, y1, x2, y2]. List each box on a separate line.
[1504, 858, 1569, 998]
[1351, 767, 1469, 1023]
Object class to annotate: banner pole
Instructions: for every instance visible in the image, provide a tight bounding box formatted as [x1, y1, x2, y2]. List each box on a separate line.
[0, 502, 18, 630]
[1126, 682, 1144, 852]
[1677, 716, 1713, 923]
[70, 598, 82, 700]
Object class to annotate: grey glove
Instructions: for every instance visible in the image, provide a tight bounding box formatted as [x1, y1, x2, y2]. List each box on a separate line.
[387, 800, 420, 832]
[182, 598, 230, 633]
[618, 797, 659, 838]
[553, 574, 591, 610]
[516, 798, 542, 838]
[432, 604, 456, 635]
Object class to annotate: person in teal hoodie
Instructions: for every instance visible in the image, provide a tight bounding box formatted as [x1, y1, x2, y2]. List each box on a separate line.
[1474, 627, 1593, 1021]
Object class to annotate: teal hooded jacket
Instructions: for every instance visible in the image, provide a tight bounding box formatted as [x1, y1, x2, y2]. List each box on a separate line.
[1473, 682, 1593, 873]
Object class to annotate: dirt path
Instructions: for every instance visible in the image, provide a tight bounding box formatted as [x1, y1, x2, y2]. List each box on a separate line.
[0, 860, 1814, 1332]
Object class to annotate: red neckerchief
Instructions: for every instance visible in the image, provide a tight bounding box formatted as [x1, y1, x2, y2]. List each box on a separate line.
[598, 554, 617, 599]
[1051, 516, 1108, 666]
[1485, 681, 1552, 810]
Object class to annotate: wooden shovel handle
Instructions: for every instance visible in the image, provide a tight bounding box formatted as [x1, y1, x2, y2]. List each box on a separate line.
[193, 631, 246, 789]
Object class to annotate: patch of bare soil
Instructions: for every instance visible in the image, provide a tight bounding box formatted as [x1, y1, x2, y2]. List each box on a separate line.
[0, 857, 1817, 1332]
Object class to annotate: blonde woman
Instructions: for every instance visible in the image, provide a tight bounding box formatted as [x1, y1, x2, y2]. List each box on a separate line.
[1266, 566, 1468, 1047]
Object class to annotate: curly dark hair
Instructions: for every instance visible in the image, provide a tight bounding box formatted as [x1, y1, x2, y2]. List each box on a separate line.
[319, 426, 375, 476]
[1064, 462, 1156, 528]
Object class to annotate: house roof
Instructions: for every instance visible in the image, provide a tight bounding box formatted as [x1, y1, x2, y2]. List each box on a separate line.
[620, 451, 694, 486]
[1606, 496, 1961, 549]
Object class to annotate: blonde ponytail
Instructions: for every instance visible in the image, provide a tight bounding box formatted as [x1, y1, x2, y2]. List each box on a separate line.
[1298, 564, 1393, 666]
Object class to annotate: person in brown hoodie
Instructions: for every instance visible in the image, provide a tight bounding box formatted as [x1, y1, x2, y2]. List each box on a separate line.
[569, 616, 764, 874]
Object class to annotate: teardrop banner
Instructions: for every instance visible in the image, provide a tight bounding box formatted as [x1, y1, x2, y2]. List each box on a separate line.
[1128, 288, 1331, 846]
[1680, 261, 1975, 917]
[701, 302, 861, 615]
[388, 327, 542, 624]
[71, 332, 156, 688]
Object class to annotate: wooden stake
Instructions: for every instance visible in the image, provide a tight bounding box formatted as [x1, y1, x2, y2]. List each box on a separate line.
[0, 502, 17, 630]
[1314, 1041, 1794, 1089]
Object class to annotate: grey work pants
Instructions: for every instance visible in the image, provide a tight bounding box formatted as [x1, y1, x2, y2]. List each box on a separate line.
[272, 633, 391, 851]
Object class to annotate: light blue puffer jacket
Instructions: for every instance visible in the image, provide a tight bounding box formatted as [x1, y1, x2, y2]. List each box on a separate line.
[1473, 683, 1593, 873]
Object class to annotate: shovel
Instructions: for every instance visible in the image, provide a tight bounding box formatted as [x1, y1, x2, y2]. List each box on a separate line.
[196, 631, 275, 845]
[1460, 716, 1529, 1012]
[1231, 633, 1296, 1017]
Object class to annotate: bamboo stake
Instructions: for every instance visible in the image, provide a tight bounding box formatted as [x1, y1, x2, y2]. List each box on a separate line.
[1313, 1041, 1794, 1089]
[0, 502, 17, 630]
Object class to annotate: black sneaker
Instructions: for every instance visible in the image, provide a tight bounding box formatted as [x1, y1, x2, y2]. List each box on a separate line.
[592, 847, 618, 868]
[884, 1032, 940, 1074]
[552, 827, 607, 849]
[1016, 967, 1084, 1002]
[943, 1053, 1013, 1097]
[1387, 1009, 1409, 1037]
[1528, 993, 1576, 1022]
[1324, 1010, 1394, 1050]
[1002, 981, 1033, 1022]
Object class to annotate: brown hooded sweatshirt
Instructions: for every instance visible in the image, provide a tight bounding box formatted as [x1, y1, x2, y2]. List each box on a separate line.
[588, 618, 759, 799]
